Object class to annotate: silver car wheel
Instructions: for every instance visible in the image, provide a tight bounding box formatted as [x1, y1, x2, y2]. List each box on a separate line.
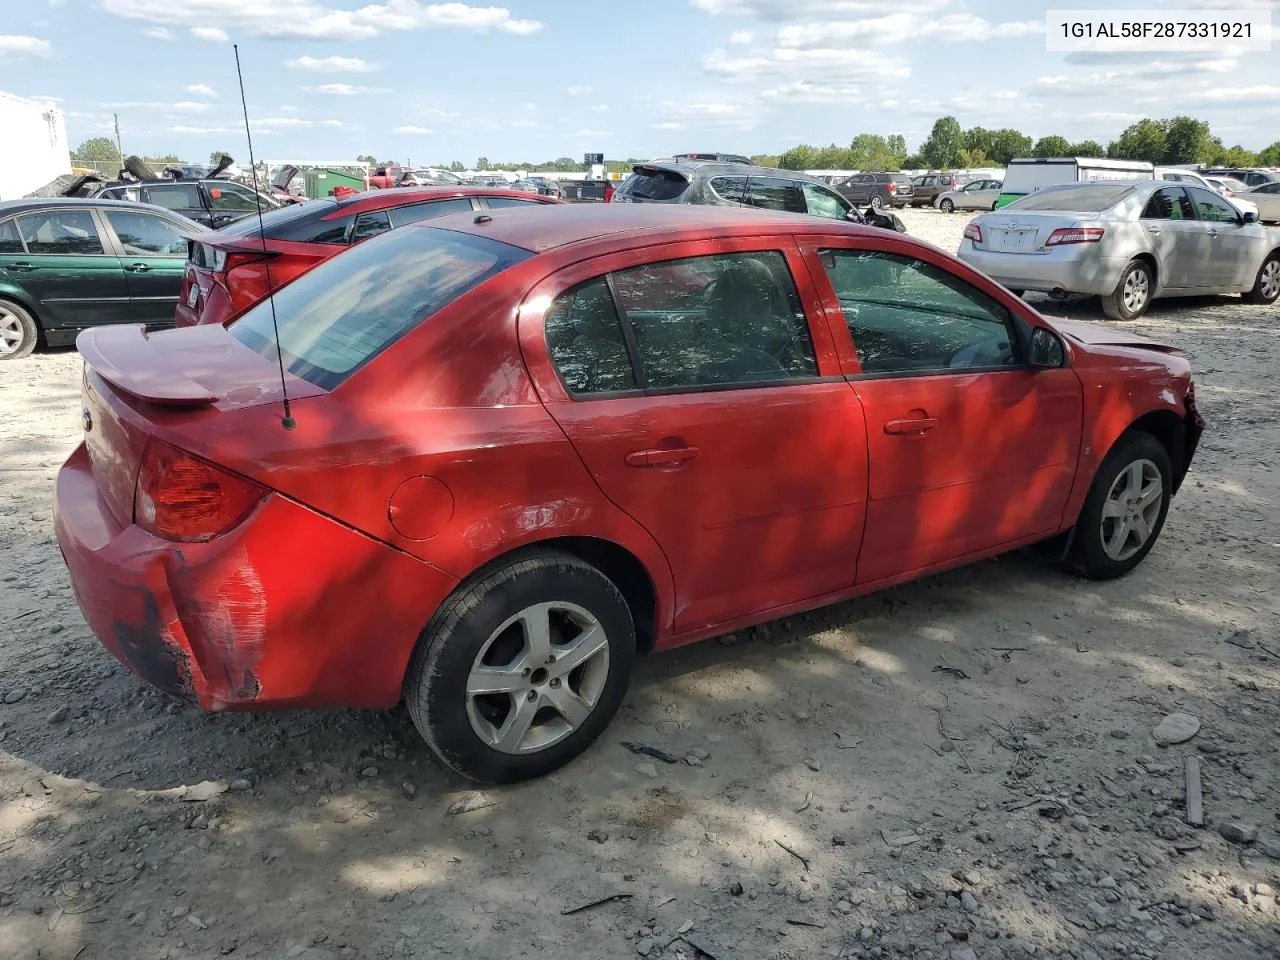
[1100, 458, 1163, 562]
[0, 306, 24, 356]
[465, 601, 610, 755]
[1260, 258, 1280, 301]
[1122, 267, 1150, 313]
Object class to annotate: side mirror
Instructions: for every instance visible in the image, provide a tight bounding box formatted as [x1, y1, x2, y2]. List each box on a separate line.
[1029, 327, 1066, 368]
[1241, 210, 1258, 224]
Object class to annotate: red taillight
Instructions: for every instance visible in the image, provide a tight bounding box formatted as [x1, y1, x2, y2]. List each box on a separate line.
[134, 439, 267, 542]
[604, 183, 615, 203]
[964, 223, 983, 243]
[1045, 227, 1105, 246]
[886, 183, 896, 193]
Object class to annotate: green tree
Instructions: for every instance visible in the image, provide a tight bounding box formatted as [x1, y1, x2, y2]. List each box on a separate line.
[886, 134, 907, 163]
[1257, 142, 1280, 166]
[1163, 116, 1215, 164]
[356, 153, 378, 166]
[74, 137, 119, 162]
[961, 126, 993, 161]
[921, 116, 964, 169]
[902, 153, 924, 169]
[1214, 144, 1259, 167]
[1107, 119, 1167, 162]
[987, 129, 1033, 165]
[750, 153, 781, 167]
[208, 150, 233, 164]
[449, 160, 465, 172]
[144, 153, 180, 164]
[778, 144, 819, 170]
[1069, 140, 1105, 157]
[959, 148, 990, 167]
[1032, 135, 1072, 158]
[475, 157, 491, 170]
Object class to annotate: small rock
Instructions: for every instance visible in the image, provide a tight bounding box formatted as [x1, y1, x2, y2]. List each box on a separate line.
[229, 778, 253, 792]
[635, 763, 658, 779]
[1109, 729, 1130, 739]
[187, 914, 208, 930]
[401, 782, 417, 799]
[677, 920, 694, 935]
[1219, 821, 1258, 845]
[1253, 883, 1274, 896]
[587, 829, 609, 844]
[3, 689, 27, 705]
[47, 705, 69, 724]
[1152, 713, 1200, 745]
[951, 948, 978, 960]
[359, 766, 378, 778]
[729, 882, 743, 897]
[1256, 837, 1280, 859]
[960, 892, 980, 913]
[447, 793, 497, 815]
[687, 748, 710, 761]
[1071, 815, 1091, 833]
[635, 937, 655, 956]
[684, 754, 704, 767]
[806, 757, 821, 772]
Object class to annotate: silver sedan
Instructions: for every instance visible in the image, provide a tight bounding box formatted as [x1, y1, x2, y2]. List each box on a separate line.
[957, 180, 1280, 319]
[935, 178, 1002, 213]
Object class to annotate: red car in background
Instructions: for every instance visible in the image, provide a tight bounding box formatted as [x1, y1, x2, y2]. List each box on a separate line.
[175, 186, 560, 327]
[56, 205, 1201, 784]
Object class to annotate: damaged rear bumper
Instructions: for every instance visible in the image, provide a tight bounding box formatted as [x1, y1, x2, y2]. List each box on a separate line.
[53, 443, 458, 711]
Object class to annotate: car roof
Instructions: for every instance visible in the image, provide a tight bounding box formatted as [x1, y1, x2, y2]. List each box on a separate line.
[329, 186, 551, 215]
[633, 160, 829, 185]
[0, 196, 196, 219]
[421, 202, 882, 254]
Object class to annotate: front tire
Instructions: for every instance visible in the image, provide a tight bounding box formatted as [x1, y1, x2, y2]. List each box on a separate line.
[1101, 259, 1153, 321]
[939, 198, 954, 213]
[404, 550, 636, 783]
[1245, 252, 1279, 304]
[0, 300, 38, 361]
[1068, 431, 1172, 580]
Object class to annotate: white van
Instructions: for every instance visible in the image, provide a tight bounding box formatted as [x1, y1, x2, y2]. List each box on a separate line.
[996, 157, 1153, 208]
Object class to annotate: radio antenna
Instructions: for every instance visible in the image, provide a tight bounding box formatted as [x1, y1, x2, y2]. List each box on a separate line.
[233, 43, 295, 430]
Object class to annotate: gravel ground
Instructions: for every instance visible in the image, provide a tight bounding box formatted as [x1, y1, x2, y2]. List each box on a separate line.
[1, 207, 1278, 960]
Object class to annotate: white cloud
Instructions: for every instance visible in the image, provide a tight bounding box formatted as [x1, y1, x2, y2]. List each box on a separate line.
[101, 0, 543, 41]
[567, 84, 594, 96]
[171, 125, 241, 134]
[190, 26, 229, 42]
[569, 129, 613, 138]
[760, 80, 864, 103]
[185, 83, 216, 97]
[0, 35, 53, 58]
[394, 125, 434, 134]
[729, 29, 753, 43]
[255, 116, 343, 129]
[47, 0, 65, 6]
[777, 13, 1041, 46]
[103, 100, 209, 113]
[652, 121, 685, 130]
[307, 82, 391, 95]
[1185, 83, 1280, 102]
[286, 55, 377, 72]
[144, 26, 170, 39]
[702, 45, 911, 83]
[694, 0, 951, 18]
[647, 99, 760, 132]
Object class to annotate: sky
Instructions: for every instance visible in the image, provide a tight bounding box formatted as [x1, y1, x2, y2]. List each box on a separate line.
[2, 0, 1278, 166]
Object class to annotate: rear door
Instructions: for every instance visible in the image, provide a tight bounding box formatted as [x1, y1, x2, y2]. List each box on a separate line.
[521, 240, 869, 634]
[801, 237, 1083, 584]
[1138, 186, 1202, 289]
[99, 208, 189, 326]
[6, 207, 132, 330]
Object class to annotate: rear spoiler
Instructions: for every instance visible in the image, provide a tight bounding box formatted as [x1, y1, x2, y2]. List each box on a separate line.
[77, 325, 219, 406]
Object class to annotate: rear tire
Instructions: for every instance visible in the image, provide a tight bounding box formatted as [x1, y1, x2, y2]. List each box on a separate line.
[1068, 431, 1172, 580]
[1244, 252, 1279, 304]
[1100, 259, 1153, 321]
[0, 299, 38, 361]
[870, 194, 884, 211]
[939, 198, 954, 213]
[404, 549, 636, 784]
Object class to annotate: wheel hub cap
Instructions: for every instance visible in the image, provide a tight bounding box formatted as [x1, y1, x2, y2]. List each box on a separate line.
[1261, 260, 1279, 300]
[0, 308, 23, 356]
[1123, 269, 1149, 312]
[1100, 458, 1163, 561]
[465, 601, 610, 755]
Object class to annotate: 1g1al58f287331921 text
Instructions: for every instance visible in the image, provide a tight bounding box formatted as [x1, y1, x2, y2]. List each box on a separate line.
[1046, 8, 1271, 52]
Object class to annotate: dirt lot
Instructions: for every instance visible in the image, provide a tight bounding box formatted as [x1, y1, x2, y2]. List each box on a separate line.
[1, 207, 1278, 960]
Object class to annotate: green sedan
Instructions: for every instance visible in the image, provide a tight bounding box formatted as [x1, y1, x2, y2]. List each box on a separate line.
[0, 198, 199, 361]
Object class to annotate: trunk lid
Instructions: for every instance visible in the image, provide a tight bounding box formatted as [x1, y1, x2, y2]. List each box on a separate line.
[971, 212, 1086, 254]
[77, 324, 325, 525]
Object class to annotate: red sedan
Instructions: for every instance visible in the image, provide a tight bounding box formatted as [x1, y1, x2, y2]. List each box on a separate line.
[174, 186, 560, 327]
[55, 205, 1202, 783]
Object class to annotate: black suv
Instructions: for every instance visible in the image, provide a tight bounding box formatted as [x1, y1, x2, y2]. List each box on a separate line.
[833, 172, 915, 210]
[612, 161, 855, 220]
[1201, 167, 1280, 188]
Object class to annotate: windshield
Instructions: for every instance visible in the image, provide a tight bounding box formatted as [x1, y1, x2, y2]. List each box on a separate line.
[230, 226, 531, 389]
[1006, 184, 1134, 212]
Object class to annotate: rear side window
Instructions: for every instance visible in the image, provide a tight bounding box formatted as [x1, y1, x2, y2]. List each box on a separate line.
[1141, 188, 1194, 221]
[0, 219, 24, 253]
[142, 183, 202, 211]
[802, 183, 849, 219]
[482, 196, 542, 210]
[741, 178, 805, 214]
[230, 227, 531, 390]
[350, 210, 391, 243]
[709, 176, 747, 202]
[544, 278, 637, 395]
[623, 169, 689, 201]
[104, 210, 188, 256]
[16, 210, 105, 255]
[390, 198, 475, 224]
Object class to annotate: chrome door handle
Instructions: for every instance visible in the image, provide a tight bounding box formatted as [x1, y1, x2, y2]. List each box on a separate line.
[884, 417, 938, 435]
[124, 263, 151, 272]
[625, 446, 700, 467]
[1145, 226, 1161, 235]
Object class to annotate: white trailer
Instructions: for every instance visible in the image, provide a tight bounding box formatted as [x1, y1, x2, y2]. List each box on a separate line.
[0, 91, 70, 201]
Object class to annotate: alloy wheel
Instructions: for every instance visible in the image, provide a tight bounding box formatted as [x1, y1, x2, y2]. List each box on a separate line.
[1260, 259, 1280, 301]
[465, 601, 610, 755]
[0, 306, 24, 356]
[1122, 267, 1150, 314]
[1100, 459, 1163, 561]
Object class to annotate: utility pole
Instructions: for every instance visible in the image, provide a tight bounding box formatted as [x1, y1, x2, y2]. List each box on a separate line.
[113, 113, 125, 167]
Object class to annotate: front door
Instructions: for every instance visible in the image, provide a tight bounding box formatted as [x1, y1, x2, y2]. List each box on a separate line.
[99, 208, 189, 326]
[803, 240, 1083, 585]
[5, 208, 131, 331]
[527, 242, 869, 634]
[1138, 186, 1203, 289]
[1185, 185, 1258, 288]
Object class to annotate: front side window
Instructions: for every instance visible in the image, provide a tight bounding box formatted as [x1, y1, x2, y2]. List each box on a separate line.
[104, 211, 187, 256]
[820, 249, 1016, 374]
[392, 198, 475, 224]
[141, 183, 202, 211]
[230, 226, 530, 390]
[742, 178, 806, 214]
[1141, 187, 1194, 221]
[611, 251, 818, 390]
[802, 183, 850, 220]
[1187, 186, 1237, 222]
[350, 210, 392, 243]
[205, 182, 262, 212]
[15, 210, 105, 255]
[544, 277, 637, 395]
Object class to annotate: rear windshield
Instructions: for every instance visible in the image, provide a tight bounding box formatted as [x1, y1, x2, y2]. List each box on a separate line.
[229, 226, 531, 389]
[621, 169, 690, 201]
[1006, 184, 1134, 212]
